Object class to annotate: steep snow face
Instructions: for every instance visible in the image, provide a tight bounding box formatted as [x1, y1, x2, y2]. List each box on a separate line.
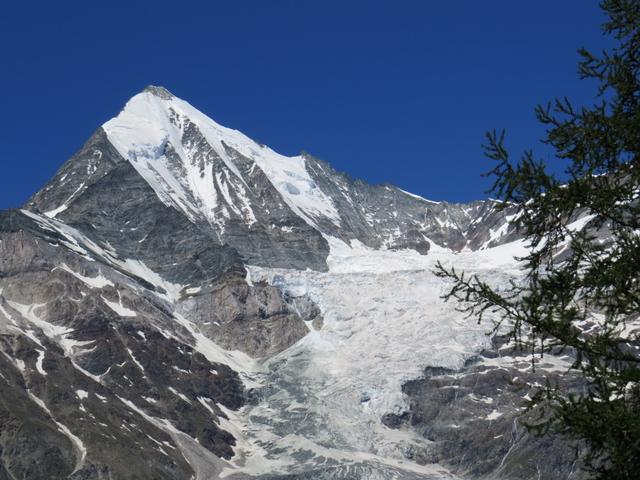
[102, 87, 341, 232]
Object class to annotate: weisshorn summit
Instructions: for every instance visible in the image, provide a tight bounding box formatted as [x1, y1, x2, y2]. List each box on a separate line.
[1, 87, 586, 479]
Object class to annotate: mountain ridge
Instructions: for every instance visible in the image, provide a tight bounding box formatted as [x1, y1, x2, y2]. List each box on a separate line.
[27, 86, 520, 265]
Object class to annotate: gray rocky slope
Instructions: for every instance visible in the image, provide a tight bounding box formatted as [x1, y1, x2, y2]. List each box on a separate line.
[0, 86, 583, 479]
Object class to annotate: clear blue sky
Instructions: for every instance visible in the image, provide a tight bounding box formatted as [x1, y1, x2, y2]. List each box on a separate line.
[1, 1, 609, 208]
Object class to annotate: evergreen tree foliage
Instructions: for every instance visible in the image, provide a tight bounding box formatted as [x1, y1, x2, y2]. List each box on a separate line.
[435, 2, 640, 478]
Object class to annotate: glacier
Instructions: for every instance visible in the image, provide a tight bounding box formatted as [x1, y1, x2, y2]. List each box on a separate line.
[213, 237, 532, 478]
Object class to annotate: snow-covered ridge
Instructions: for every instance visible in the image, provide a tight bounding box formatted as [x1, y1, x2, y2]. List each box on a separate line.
[103, 87, 341, 232]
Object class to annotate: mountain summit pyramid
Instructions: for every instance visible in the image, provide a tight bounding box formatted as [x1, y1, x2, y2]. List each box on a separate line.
[0, 87, 584, 479]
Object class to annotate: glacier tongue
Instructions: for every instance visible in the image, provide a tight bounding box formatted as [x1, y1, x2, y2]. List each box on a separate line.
[224, 237, 528, 478]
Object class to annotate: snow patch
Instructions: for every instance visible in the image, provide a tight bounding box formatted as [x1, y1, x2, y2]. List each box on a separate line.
[395, 187, 440, 204]
[101, 292, 136, 317]
[36, 350, 47, 376]
[486, 410, 503, 421]
[28, 391, 87, 471]
[57, 263, 114, 289]
[168, 386, 191, 404]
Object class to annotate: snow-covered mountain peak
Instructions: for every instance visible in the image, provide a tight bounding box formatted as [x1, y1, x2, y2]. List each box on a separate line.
[102, 88, 341, 233]
[28, 88, 520, 273]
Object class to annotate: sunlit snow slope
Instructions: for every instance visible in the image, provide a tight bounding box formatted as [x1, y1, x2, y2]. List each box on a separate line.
[102, 86, 341, 232]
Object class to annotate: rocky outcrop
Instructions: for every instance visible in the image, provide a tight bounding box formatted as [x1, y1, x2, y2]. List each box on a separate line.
[383, 337, 585, 480]
[303, 153, 520, 253]
[177, 274, 310, 358]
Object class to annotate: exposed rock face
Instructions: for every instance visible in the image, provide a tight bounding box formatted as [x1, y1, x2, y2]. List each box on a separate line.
[26, 128, 246, 284]
[177, 276, 310, 358]
[0, 86, 587, 479]
[382, 337, 585, 480]
[302, 153, 520, 252]
[0, 213, 246, 479]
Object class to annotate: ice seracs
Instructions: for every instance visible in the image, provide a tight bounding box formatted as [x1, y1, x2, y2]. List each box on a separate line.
[234, 235, 531, 477]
